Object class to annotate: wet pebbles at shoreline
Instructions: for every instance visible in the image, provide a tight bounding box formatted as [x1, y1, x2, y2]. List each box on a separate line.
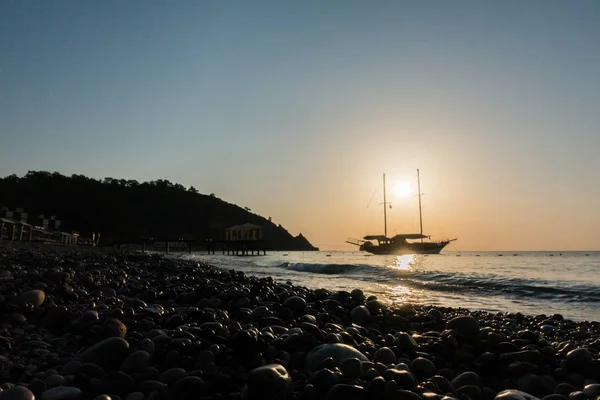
[1, 247, 600, 400]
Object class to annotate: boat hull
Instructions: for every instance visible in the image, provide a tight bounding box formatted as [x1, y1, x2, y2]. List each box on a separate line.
[363, 241, 450, 255]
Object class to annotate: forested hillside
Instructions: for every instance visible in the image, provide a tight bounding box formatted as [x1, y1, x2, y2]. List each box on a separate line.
[0, 171, 318, 250]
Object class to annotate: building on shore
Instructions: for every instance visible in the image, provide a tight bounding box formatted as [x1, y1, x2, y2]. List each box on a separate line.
[225, 223, 263, 241]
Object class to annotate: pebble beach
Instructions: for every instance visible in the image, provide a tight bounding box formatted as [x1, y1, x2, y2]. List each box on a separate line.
[1, 246, 600, 400]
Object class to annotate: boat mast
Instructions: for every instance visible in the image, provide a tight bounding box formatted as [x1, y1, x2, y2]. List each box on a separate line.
[383, 173, 387, 238]
[417, 169, 423, 243]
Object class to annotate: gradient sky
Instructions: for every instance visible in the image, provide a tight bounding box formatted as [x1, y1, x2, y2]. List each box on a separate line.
[2, 0, 600, 251]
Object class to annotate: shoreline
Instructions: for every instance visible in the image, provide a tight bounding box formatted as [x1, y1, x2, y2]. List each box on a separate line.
[1, 247, 599, 400]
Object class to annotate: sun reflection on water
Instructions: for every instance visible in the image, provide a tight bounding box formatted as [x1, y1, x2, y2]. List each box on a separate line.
[384, 254, 428, 304]
[389, 254, 416, 271]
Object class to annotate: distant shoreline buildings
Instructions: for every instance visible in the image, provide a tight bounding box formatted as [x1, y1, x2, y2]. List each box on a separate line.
[0, 205, 79, 245]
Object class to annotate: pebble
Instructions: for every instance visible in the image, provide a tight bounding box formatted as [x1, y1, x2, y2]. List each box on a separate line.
[383, 369, 417, 390]
[41, 386, 83, 400]
[1, 248, 600, 400]
[495, 390, 540, 400]
[79, 337, 130, 370]
[158, 368, 187, 385]
[306, 344, 369, 375]
[340, 358, 363, 378]
[243, 364, 293, 400]
[374, 347, 397, 364]
[447, 316, 480, 341]
[120, 351, 151, 374]
[0, 386, 35, 400]
[452, 371, 483, 389]
[565, 348, 592, 371]
[350, 306, 371, 325]
[582, 384, 600, 398]
[18, 290, 45, 307]
[394, 332, 418, 351]
[283, 296, 306, 314]
[411, 357, 437, 380]
[325, 384, 367, 400]
[170, 376, 205, 399]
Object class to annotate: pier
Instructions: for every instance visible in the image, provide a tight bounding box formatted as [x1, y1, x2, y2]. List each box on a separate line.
[205, 238, 268, 256]
[140, 239, 194, 254]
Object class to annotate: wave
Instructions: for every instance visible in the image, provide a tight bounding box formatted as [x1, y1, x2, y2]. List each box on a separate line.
[275, 262, 600, 303]
[281, 262, 376, 275]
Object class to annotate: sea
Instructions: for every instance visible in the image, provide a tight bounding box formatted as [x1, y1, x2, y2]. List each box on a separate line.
[174, 250, 600, 322]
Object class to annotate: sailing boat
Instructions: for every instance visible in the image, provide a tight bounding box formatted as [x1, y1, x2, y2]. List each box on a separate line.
[346, 170, 456, 255]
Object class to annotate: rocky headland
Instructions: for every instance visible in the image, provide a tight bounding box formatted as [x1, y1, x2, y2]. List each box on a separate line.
[1, 246, 600, 400]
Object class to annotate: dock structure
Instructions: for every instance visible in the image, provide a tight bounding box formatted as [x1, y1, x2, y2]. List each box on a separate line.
[141, 238, 194, 254]
[205, 223, 268, 256]
[205, 239, 267, 256]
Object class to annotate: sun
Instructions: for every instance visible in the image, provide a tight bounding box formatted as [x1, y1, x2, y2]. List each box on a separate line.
[393, 180, 411, 198]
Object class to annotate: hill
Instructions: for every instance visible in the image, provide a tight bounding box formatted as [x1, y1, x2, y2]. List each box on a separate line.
[0, 171, 318, 251]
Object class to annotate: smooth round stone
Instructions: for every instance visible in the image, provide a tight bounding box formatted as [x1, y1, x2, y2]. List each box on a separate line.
[139, 381, 167, 393]
[387, 390, 422, 400]
[158, 368, 187, 385]
[93, 396, 112, 400]
[382, 369, 417, 390]
[447, 316, 480, 341]
[139, 338, 154, 355]
[101, 287, 117, 298]
[243, 364, 293, 400]
[0, 386, 35, 400]
[350, 289, 364, 301]
[101, 318, 127, 339]
[340, 358, 363, 378]
[125, 393, 144, 400]
[495, 390, 540, 400]
[44, 375, 68, 388]
[41, 386, 83, 400]
[541, 396, 567, 400]
[283, 296, 306, 313]
[452, 371, 483, 389]
[19, 290, 45, 307]
[27, 378, 47, 396]
[306, 344, 369, 375]
[120, 351, 151, 374]
[250, 306, 270, 321]
[171, 376, 205, 399]
[374, 347, 397, 364]
[394, 332, 418, 351]
[325, 384, 367, 400]
[77, 310, 99, 324]
[411, 357, 436, 380]
[100, 371, 135, 395]
[79, 337, 130, 370]
[364, 368, 380, 381]
[78, 363, 106, 379]
[568, 392, 586, 400]
[515, 374, 541, 395]
[428, 309, 444, 323]
[60, 360, 82, 376]
[394, 363, 410, 371]
[300, 314, 317, 324]
[566, 348, 592, 370]
[555, 383, 577, 397]
[350, 306, 371, 325]
[430, 375, 454, 394]
[582, 384, 600, 398]
[457, 385, 482, 400]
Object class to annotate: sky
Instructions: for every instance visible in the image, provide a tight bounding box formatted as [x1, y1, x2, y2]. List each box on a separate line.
[1, 0, 600, 251]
